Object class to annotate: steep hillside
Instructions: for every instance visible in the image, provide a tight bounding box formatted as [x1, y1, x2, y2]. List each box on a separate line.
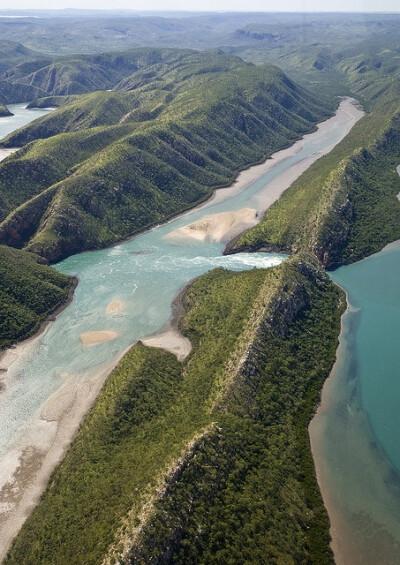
[0, 47, 189, 104]
[228, 100, 400, 267]
[0, 245, 73, 348]
[0, 49, 333, 262]
[5, 253, 343, 565]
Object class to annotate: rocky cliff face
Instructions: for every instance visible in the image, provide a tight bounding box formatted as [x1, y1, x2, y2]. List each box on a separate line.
[219, 253, 330, 413]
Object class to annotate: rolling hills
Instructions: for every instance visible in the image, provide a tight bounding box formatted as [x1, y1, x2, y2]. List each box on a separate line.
[228, 33, 400, 267]
[0, 48, 334, 262]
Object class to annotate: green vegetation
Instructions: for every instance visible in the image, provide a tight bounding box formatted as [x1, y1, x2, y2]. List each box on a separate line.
[0, 245, 73, 348]
[0, 49, 333, 262]
[5, 253, 343, 564]
[230, 96, 400, 267]
[26, 95, 79, 109]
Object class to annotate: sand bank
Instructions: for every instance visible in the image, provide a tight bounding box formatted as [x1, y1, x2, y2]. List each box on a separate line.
[309, 288, 400, 565]
[141, 281, 193, 362]
[80, 330, 118, 345]
[0, 351, 129, 560]
[173, 97, 364, 220]
[106, 300, 123, 314]
[165, 208, 257, 244]
[141, 329, 191, 361]
[164, 98, 364, 247]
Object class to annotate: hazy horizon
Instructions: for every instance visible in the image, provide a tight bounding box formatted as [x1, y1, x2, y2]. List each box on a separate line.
[0, 1, 399, 14]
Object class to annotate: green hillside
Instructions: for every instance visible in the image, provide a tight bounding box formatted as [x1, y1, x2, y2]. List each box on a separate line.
[0, 49, 333, 262]
[0, 245, 73, 348]
[229, 30, 400, 268]
[5, 253, 343, 565]
[229, 101, 400, 267]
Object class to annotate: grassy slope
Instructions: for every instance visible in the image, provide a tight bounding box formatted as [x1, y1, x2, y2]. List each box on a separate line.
[230, 36, 400, 268]
[0, 245, 72, 348]
[0, 49, 333, 262]
[5, 253, 343, 564]
[230, 100, 400, 266]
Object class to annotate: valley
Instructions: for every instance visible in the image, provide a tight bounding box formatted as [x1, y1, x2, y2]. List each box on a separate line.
[0, 11, 399, 564]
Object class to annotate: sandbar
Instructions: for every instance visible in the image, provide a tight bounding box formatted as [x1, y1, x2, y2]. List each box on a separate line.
[0, 352, 129, 560]
[80, 330, 118, 345]
[106, 300, 123, 314]
[169, 97, 364, 221]
[164, 98, 364, 247]
[165, 208, 257, 243]
[141, 330, 191, 362]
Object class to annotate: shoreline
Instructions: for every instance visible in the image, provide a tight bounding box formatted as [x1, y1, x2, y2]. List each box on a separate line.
[140, 280, 194, 361]
[166, 97, 364, 248]
[0, 276, 78, 372]
[0, 278, 194, 560]
[309, 240, 400, 565]
[49, 97, 359, 264]
[309, 293, 359, 565]
[0, 97, 363, 560]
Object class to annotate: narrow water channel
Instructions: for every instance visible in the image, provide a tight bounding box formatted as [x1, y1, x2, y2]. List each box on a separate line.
[0, 98, 368, 558]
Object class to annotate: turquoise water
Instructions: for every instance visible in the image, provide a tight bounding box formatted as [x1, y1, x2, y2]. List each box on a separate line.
[0, 100, 359, 463]
[312, 242, 400, 564]
[5, 100, 393, 562]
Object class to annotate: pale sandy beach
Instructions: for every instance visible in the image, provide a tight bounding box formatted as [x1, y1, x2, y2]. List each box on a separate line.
[165, 208, 258, 243]
[0, 350, 130, 559]
[80, 330, 118, 345]
[0, 97, 364, 560]
[309, 288, 400, 565]
[141, 329, 191, 361]
[309, 306, 361, 565]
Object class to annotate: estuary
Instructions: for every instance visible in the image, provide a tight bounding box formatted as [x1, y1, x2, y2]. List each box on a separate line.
[0, 98, 365, 559]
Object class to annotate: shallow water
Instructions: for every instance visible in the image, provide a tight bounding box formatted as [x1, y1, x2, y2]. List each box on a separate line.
[0, 99, 360, 463]
[311, 241, 400, 564]
[0, 99, 373, 559]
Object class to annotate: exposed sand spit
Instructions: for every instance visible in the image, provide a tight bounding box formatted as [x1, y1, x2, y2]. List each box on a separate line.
[106, 300, 123, 314]
[0, 98, 364, 560]
[165, 208, 258, 243]
[141, 329, 191, 362]
[80, 331, 118, 345]
[0, 355, 128, 561]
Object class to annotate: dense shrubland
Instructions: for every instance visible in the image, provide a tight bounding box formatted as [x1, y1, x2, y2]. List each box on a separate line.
[0, 245, 73, 348]
[5, 254, 343, 564]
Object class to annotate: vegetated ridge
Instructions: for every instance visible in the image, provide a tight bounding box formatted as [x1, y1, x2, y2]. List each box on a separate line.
[0, 48, 334, 262]
[0, 245, 73, 349]
[5, 253, 343, 565]
[228, 71, 400, 267]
